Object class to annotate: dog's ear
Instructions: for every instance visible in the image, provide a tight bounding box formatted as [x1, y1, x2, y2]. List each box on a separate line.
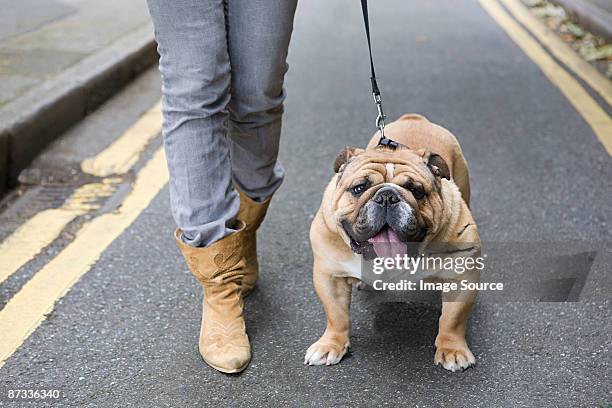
[333, 146, 364, 173]
[418, 150, 450, 180]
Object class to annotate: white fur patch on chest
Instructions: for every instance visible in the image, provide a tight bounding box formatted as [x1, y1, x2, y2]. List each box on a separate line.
[386, 163, 394, 180]
[337, 254, 362, 280]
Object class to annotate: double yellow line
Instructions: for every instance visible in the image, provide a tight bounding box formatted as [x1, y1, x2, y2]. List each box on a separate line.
[480, 0, 612, 155]
[0, 101, 166, 368]
[0, 102, 163, 287]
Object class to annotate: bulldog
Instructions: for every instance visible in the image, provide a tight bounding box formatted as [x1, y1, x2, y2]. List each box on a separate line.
[304, 114, 481, 372]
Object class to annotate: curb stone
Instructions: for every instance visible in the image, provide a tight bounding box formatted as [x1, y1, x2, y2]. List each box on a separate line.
[0, 24, 158, 197]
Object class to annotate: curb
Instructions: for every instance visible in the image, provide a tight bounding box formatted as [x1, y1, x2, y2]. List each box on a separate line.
[0, 24, 158, 196]
[549, 0, 612, 41]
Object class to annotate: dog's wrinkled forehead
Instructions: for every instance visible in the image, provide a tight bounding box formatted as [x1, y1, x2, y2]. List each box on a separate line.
[334, 146, 450, 184]
[337, 148, 422, 179]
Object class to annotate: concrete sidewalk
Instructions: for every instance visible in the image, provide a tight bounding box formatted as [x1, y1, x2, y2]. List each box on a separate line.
[583, 0, 612, 15]
[0, 0, 151, 106]
[0, 0, 156, 196]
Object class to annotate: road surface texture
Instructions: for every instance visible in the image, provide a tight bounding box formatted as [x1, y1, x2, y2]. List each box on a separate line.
[0, 0, 610, 407]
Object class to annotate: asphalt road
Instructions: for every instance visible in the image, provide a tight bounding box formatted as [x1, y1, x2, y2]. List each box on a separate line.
[0, 0, 610, 407]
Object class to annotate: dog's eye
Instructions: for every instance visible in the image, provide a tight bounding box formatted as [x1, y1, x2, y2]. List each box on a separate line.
[350, 183, 368, 196]
[408, 185, 425, 199]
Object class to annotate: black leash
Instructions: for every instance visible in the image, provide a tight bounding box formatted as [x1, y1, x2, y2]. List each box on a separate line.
[360, 0, 399, 149]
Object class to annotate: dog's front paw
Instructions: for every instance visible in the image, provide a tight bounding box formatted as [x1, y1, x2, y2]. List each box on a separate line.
[434, 341, 476, 372]
[304, 337, 349, 366]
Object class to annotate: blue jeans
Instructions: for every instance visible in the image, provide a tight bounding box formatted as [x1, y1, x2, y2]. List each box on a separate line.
[147, 0, 297, 247]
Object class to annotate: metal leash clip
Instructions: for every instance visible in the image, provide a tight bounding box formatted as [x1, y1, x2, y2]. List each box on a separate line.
[373, 92, 386, 138]
[373, 92, 399, 149]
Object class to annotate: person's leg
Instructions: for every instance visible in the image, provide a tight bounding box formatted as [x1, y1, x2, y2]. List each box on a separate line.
[226, 0, 298, 201]
[147, 0, 238, 248]
[225, 0, 297, 294]
[147, 0, 251, 374]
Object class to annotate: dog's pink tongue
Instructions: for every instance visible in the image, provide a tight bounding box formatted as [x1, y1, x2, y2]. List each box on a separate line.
[368, 227, 406, 258]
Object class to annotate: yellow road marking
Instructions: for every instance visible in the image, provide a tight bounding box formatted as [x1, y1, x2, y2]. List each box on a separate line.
[500, 0, 612, 107]
[0, 180, 117, 285]
[479, 0, 612, 156]
[81, 101, 162, 177]
[0, 101, 161, 285]
[0, 148, 168, 369]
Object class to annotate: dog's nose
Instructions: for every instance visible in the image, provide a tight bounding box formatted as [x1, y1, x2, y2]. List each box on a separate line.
[373, 187, 401, 206]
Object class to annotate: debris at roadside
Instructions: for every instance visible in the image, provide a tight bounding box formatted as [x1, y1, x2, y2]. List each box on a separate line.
[522, 0, 612, 79]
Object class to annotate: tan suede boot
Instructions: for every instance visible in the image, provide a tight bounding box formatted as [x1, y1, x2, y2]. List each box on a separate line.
[237, 191, 272, 296]
[175, 224, 251, 373]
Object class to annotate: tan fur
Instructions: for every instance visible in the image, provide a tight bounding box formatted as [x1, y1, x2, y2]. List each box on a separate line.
[305, 114, 480, 371]
[367, 114, 471, 207]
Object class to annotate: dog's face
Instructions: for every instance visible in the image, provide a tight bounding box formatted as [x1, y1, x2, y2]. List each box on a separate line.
[331, 146, 450, 257]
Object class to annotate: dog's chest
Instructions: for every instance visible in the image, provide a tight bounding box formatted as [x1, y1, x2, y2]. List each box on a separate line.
[336, 254, 362, 280]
